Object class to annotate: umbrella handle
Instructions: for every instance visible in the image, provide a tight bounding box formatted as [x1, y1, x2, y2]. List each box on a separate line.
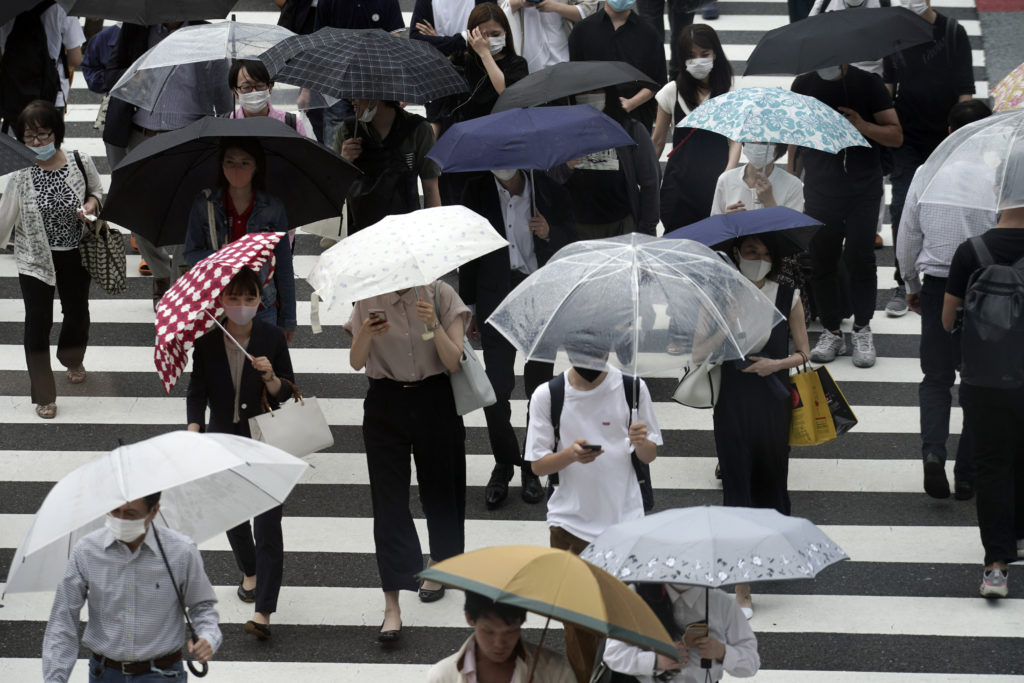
[188, 660, 209, 677]
[525, 616, 550, 683]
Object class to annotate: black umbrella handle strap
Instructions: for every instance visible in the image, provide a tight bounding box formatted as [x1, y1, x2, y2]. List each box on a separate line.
[151, 525, 209, 678]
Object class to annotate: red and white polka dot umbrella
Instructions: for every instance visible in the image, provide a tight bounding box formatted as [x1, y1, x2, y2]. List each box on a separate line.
[154, 232, 282, 394]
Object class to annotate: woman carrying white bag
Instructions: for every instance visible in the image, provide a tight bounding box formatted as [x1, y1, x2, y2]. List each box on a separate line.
[345, 279, 471, 643]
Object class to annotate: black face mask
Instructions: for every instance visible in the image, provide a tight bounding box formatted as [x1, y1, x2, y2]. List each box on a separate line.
[573, 366, 604, 383]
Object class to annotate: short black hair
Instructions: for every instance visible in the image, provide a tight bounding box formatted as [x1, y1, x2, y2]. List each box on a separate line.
[947, 99, 992, 132]
[730, 234, 782, 281]
[15, 99, 65, 148]
[143, 491, 161, 511]
[464, 591, 526, 625]
[217, 137, 267, 192]
[228, 59, 274, 90]
[223, 267, 262, 298]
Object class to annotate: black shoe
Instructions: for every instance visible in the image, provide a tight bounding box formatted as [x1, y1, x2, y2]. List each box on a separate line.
[377, 619, 402, 642]
[923, 454, 951, 499]
[521, 467, 544, 504]
[237, 581, 256, 603]
[485, 464, 514, 510]
[244, 620, 271, 640]
[418, 583, 446, 603]
[954, 479, 974, 501]
[715, 462, 722, 480]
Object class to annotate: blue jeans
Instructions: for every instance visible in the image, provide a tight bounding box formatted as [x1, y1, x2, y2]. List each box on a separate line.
[89, 658, 186, 681]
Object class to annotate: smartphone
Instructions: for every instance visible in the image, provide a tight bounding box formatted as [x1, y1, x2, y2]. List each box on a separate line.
[369, 309, 387, 323]
[683, 622, 708, 648]
[581, 443, 602, 452]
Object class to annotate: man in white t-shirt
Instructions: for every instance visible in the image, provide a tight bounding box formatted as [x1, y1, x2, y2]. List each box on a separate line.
[503, 0, 598, 73]
[0, 3, 85, 114]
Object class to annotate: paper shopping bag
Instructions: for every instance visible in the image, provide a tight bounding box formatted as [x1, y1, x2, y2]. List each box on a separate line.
[789, 365, 835, 446]
[816, 365, 858, 437]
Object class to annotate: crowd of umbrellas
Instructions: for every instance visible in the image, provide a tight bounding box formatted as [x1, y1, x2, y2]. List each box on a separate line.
[2, 1, 1024, 680]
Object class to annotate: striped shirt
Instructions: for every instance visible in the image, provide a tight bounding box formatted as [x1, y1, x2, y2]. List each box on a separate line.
[42, 525, 221, 683]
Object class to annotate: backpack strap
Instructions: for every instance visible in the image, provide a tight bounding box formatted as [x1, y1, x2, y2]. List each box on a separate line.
[969, 236, 994, 269]
[285, 111, 297, 131]
[945, 17, 959, 68]
[547, 374, 566, 488]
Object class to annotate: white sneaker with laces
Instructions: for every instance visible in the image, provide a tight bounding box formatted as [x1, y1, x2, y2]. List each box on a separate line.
[810, 329, 847, 363]
[851, 326, 876, 368]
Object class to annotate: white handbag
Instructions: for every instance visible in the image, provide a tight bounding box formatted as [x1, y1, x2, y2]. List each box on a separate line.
[248, 379, 334, 458]
[671, 363, 722, 409]
[434, 285, 496, 415]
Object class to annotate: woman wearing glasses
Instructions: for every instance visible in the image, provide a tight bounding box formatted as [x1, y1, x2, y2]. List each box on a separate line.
[0, 100, 103, 419]
[226, 60, 317, 140]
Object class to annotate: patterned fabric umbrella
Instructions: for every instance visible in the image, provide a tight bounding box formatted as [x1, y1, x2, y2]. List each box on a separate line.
[679, 87, 869, 153]
[154, 232, 281, 394]
[259, 27, 468, 104]
[992, 61, 1024, 112]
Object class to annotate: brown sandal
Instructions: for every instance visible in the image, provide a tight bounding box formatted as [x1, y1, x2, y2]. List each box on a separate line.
[244, 620, 271, 640]
[35, 403, 57, 419]
[66, 365, 87, 384]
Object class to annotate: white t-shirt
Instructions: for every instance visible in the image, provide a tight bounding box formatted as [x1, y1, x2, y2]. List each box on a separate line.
[710, 165, 805, 216]
[0, 6, 85, 108]
[525, 367, 663, 543]
[655, 81, 711, 128]
[518, 1, 578, 73]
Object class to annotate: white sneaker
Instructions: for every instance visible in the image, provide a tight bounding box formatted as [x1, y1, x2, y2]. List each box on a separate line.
[851, 326, 876, 368]
[810, 329, 847, 363]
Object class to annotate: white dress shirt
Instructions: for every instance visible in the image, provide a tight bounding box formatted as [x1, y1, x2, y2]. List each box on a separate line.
[603, 585, 760, 683]
[710, 165, 805, 216]
[517, 0, 579, 72]
[495, 174, 539, 275]
[0, 5, 85, 108]
[43, 525, 221, 683]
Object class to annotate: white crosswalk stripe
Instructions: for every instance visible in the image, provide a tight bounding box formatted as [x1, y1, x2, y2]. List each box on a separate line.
[2, 0, 1021, 681]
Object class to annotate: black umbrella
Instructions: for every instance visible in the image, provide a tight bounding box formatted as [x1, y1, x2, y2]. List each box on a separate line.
[259, 28, 468, 104]
[492, 61, 660, 113]
[0, 134, 38, 176]
[744, 7, 934, 76]
[55, 0, 236, 24]
[101, 116, 361, 247]
[1, 0, 46, 27]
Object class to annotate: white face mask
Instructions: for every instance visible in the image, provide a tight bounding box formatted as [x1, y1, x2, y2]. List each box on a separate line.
[685, 57, 715, 81]
[816, 65, 843, 81]
[743, 143, 774, 170]
[238, 89, 271, 114]
[844, 0, 866, 6]
[900, 0, 929, 14]
[575, 93, 605, 112]
[739, 256, 772, 283]
[488, 35, 506, 55]
[492, 168, 518, 181]
[358, 103, 378, 123]
[105, 513, 148, 543]
[224, 304, 259, 325]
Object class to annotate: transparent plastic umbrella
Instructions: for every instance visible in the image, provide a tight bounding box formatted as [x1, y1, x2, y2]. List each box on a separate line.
[914, 110, 1024, 212]
[485, 234, 786, 380]
[111, 21, 331, 117]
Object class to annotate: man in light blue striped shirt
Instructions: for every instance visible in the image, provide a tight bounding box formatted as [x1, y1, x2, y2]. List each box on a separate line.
[43, 493, 221, 682]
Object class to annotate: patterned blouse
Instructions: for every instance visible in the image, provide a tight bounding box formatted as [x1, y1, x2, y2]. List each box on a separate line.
[30, 165, 82, 250]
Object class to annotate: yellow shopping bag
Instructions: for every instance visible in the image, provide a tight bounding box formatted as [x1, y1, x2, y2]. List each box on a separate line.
[789, 365, 837, 446]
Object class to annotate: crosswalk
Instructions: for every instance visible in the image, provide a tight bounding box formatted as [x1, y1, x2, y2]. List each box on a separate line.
[3, 0, 1023, 681]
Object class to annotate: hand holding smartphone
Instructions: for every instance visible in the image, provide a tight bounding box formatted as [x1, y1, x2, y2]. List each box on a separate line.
[683, 622, 708, 649]
[368, 309, 387, 323]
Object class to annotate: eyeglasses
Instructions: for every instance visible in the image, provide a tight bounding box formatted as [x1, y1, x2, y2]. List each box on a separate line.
[23, 131, 54, 144]
[235, 82, 269, 94]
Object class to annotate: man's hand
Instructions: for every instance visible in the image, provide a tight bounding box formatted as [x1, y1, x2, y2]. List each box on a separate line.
[725, 201, 746, 214]
[296, 88, 310, 111]
[283, 328, 295, 344]
[566, 157, 583, 170]
[188, 638, 213, 664]
[619, 96, 633, 112]
[566, 438, 602, 464]
[415, 19, 438, 36]
[906, 291, 921, 314]
[467, 315, 480, 342]
[340, 137, 362, 162]
[837, 106, 865, 132]
[628, 422, 648, 448]
[529, 213, 550, 240]
[694, 636, 726, 662]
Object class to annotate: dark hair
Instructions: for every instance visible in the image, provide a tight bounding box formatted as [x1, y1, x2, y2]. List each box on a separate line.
[143, 491, 161, 511]
[467, 3, 516, 57]
[15, 99, 65, 148]
[222, 267, 262, 298]
[947, 99, 992, 132]
[464, 591, 526, 625]
[675, 24, 733, 112]
[730, 234, 782, 281]
[217, 138, 267, 192]
[228, 59, 274, 91]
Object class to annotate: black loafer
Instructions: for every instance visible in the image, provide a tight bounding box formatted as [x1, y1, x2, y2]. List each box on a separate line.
[954, 479, 974, 501]
[244, 620, 271, 640]
[485, 464, 514, 510]
[923, 454, 950, 499]
[419, 583, 446, 603]
[237, 582, 256, 603]
[521, 469, 544, 504]
[377, 619, 402, 642]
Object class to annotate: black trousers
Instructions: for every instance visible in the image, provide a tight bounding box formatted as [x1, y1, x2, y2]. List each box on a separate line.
[226, 505, 284, 614]
[962, 384, 1024, 566]
[362, 374, 467, 592]
[804, 183, 883, 331]
[889, 144, 931, 287]
[19, 249, 91, 404]
[636, 0, 695, 78]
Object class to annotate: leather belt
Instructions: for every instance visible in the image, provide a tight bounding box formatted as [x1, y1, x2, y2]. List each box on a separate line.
[92, 650, 181, 675]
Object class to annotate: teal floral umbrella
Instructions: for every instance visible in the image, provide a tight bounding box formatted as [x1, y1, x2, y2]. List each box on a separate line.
[678, 87, 869, 154]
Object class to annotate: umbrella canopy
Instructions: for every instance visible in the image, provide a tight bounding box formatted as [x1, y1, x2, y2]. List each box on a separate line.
[914, 110, 1024, 212]
[992, 61, 1024, 113]
[155, 232, 281, 394]
[427, 105, 635, 173]
[493, 61, 659, 113]
[101, 115, 360, 246]
[580, 506, 849, 588]
[678, 87, 869, 153]
[0, 133, 38, 175]
[307, 205, 508, 309]
[259, 27, 468, 104]
[486, 234, 785, 376]
[418, 545, 678, 660]
[56, 0, 235, 23]
[5, 431, 308, 595]
[110, 22, 329, 118]
[744, 7, 934, 76]
[1, 0, 46, 27]
[664, 206, 822, 257]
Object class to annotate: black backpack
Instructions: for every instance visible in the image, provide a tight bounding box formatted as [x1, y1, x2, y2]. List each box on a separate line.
[547, 373, 655, 512]
[0, 1, 61, 127]
[959, 236, 1024, 389]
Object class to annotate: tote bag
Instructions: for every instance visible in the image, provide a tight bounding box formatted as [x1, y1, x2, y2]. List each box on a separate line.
[789, 364, 857, 446]
[671, 363, 721, 409]
[249, 378, 334, 458]
[434, 285, 496, 415]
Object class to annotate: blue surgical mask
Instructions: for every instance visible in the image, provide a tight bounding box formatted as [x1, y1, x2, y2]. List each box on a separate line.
[33, 142, 57, 161]
[606, 0, 636, 11]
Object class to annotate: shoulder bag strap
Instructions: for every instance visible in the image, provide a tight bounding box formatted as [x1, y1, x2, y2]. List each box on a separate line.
[969, 236, 994, 269]
[203, 189, 218, 250]
[547, 374, 566, 488]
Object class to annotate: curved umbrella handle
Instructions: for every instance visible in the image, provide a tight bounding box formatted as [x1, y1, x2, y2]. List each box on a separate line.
[188, 660, 209, 677]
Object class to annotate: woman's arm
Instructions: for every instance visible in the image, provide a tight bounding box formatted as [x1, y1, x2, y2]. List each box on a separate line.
[744, 298, 811, 376]
[725, 140, 742, 171]
[0, 172, 21, 247]
[186, 342, 208, 431]
[349, 314, 388, 371]
[651, 105, 671, 159]
[416, 294, 464, 374]
[468, 29, 508, 95]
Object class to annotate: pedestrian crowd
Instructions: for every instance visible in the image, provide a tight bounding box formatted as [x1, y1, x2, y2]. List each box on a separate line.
[0, 0, 1019, 681]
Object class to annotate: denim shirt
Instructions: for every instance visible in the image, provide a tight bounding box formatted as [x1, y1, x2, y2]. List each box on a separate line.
[183, 188, 297, 329]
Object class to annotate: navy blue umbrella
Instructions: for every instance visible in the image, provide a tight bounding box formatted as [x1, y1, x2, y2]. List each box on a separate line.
[663, 206, 822, 257]
[427, 105, 635, 173]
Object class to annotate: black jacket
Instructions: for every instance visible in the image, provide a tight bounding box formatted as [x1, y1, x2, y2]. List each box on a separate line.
[458, 171, 575, 324]
[186, 319, 294, 436]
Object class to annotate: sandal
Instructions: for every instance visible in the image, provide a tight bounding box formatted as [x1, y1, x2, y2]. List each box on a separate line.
[244, 620, 271, 640]
[35, 403, 57, 419]
[66, 365, 86, 384]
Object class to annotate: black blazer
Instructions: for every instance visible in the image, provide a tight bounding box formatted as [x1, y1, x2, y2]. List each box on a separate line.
[186, 319, 294, 437]
[458, 171, 576, 325]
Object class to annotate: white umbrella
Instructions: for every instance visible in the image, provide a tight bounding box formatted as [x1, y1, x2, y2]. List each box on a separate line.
[4, 431, 308, 595]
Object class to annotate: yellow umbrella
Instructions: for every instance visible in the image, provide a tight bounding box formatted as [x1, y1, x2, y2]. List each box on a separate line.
[417, 545, 677, 661]
[992, 62, 1024, 112]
